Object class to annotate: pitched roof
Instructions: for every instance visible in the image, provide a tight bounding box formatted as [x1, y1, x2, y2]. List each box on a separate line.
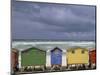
[67, 47, 88, 52]
[12, 48, 18, 53]
[51, 47, 62, 52]
[22, 47, 45, 53]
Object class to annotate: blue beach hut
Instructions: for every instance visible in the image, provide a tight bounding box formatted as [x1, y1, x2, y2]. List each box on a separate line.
[51, 47, 62, 65]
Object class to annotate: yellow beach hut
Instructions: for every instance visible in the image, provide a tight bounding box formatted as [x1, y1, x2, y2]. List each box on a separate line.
[67, 47, 89, 66]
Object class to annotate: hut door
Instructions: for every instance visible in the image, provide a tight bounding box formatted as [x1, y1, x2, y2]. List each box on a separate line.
[51, 49, 62, 65]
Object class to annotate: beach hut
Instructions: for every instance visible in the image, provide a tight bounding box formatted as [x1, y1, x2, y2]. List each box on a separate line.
[67, 47, 89, 69]
[21, 47, 46, 71]
[51, 47, 62, 70]
[89, 49, 96, 69]
[11, 48, 19, 72]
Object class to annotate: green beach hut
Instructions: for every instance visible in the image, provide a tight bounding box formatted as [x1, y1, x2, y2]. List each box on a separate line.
[21, 47, 46, 70]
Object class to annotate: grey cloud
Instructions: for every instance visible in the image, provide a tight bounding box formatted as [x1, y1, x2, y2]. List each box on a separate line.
[12, 1, 96, 40]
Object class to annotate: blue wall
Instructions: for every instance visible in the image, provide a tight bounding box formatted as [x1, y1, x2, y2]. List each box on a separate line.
[51, 48, 62, 65]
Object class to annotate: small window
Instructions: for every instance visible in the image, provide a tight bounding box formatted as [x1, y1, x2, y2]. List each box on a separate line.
[81, 50, 85, 54]
[72, 50, 75, 54]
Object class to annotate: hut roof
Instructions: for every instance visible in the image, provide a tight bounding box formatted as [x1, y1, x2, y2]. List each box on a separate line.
[12, 48, 18, 53]
[89, 49, 96, 52]
[21, 47, 45, 53]
[51, 47, 62, 52]
[67, 47, 88, 52]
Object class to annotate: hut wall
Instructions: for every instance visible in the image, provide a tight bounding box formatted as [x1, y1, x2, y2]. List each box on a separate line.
[89, 50, 96, 64]
[21, 48, 46, 66]
[11, 50, 18, 69]
[67, 48, 89, 65]
[51, 48, 62, 65]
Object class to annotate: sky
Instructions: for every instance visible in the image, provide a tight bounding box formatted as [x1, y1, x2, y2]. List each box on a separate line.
[12, 0, 96, 41]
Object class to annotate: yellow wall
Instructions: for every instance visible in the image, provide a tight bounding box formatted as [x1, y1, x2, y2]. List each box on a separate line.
[67, 48, 89, 65]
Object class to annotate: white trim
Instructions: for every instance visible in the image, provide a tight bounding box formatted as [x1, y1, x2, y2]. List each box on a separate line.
[62, 49, 67, 67]
[18, 51, 21, 68]
[46, 50, 51, 67]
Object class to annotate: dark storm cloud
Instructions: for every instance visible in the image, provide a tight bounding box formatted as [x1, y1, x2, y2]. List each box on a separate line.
[12, 1, 96, 40]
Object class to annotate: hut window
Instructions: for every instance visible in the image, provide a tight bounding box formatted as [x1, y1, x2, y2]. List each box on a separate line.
[81, 50, 85, 54]
[72, 50, 75, 54]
